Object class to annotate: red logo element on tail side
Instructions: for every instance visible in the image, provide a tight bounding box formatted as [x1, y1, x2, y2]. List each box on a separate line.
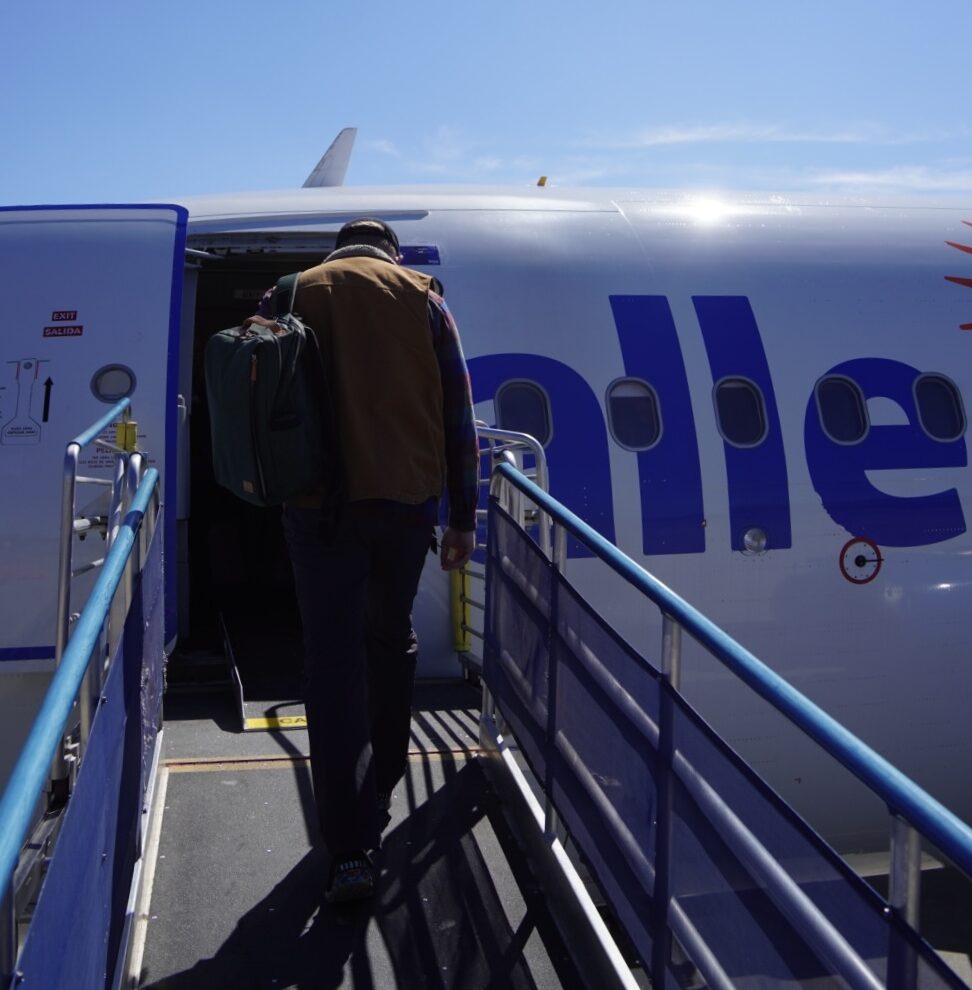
[946, 220, 972, 329]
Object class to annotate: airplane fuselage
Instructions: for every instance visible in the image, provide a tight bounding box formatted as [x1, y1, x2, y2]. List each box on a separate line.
[3, 186, 971, 848]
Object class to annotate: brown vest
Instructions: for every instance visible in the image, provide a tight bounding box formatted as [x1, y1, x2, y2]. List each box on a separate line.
[295, 256, 446, 504]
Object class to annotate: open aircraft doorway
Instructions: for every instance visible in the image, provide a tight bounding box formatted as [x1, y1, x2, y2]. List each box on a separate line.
[184, 239, 335, 731]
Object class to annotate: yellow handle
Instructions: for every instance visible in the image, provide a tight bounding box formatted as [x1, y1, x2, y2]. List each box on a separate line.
[115, 420, 138, 452]
[450, 569, 472, 654]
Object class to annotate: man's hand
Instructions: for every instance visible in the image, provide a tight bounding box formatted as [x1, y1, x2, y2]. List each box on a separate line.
[243, 314, 286, 334]
[440, 527, 475, 571]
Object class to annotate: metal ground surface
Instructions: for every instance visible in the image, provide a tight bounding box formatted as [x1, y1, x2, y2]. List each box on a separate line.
[133, 682, 585, 990]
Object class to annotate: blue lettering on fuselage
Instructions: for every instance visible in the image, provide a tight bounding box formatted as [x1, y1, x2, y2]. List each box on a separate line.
[470, 299, 966, 556]
[694, 296, 792, 551]
[804, 358, 967, 546]
[610, 295, 705, 554]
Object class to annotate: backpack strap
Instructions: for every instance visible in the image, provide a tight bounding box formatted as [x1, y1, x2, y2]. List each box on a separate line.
[272, 272, 300, 319]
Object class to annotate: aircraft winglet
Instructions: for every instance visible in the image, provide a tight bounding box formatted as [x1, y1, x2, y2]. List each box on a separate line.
[302, 128, 358, 188]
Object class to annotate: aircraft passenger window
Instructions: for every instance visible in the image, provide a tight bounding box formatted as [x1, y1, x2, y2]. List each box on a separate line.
[714, 378, 766, 447]
[495, 381, 552, 445]
[606, 379, 661, 450]
[815, 377, 868, 444]
[91, 364, 137, 403]
[915, 374, 966, 441]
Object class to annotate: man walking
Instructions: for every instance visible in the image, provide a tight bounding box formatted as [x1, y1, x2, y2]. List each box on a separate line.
[279, 218, 478, 903]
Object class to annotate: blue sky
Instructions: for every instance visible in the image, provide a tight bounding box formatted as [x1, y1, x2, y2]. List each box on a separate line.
[2, 0, 970, 202]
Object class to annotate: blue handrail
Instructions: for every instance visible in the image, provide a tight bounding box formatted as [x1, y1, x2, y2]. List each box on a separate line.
[495, 461, 972, 879]
[0, 467, 159, 913]
[70, 397, 131, 450]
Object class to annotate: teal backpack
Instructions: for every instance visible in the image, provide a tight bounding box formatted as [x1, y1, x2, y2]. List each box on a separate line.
[204, 273, 339, 507]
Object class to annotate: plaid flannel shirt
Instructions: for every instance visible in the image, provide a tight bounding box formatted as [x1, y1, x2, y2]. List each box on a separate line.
[428, 290, 479, 532]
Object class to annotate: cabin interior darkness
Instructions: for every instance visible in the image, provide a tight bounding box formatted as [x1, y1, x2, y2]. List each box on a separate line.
[177, 252, 323, 697]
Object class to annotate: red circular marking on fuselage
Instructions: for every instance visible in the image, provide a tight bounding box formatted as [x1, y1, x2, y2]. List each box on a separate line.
[839, 536, 882, 585]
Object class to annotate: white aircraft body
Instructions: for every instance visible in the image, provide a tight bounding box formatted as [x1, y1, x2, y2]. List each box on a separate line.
[2, 150, 971, 851]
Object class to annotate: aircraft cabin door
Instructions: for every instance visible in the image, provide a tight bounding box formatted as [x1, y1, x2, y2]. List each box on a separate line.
[0, 205, 187, 792]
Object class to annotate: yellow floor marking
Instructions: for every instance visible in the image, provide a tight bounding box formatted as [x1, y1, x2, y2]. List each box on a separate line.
[164, 748, 483, 774]
[244, 714, 308, 730]
[166, 755, 309, 773]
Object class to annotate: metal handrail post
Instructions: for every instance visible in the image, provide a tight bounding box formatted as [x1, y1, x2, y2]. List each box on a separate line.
[488, 470, 507, 516]
[108, 524, 142, 700]
[543, 521, 567, 842]
[888, 815, 920, 990]
[128, 452, 146, 560]
[50, 443, 81, 798]
[482, 470, 503, 742]
[106, 450, 144, 674]
[531, 448, 552, 560]
[105, 452, 128, 550]
[55, 444, 81, 668]
[651, 614, 683, 986]
[889, 815, 921, 928]
[508, 463, 524, 532]
[662, 614, 683, 692]
[553, 524, 567, 577]
[78, 641, 96, 758]
[126, 453, 144, 514]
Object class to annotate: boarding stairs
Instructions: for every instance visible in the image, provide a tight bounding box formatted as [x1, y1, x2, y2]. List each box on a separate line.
[0, 399, 163, 987]
[1, 414, 972, 988]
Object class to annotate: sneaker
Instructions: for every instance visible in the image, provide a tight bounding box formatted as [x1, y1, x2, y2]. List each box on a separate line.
[325, 851, 374, 904]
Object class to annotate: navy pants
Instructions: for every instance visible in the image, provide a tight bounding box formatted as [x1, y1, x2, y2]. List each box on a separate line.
[282, 504, 431, 854]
